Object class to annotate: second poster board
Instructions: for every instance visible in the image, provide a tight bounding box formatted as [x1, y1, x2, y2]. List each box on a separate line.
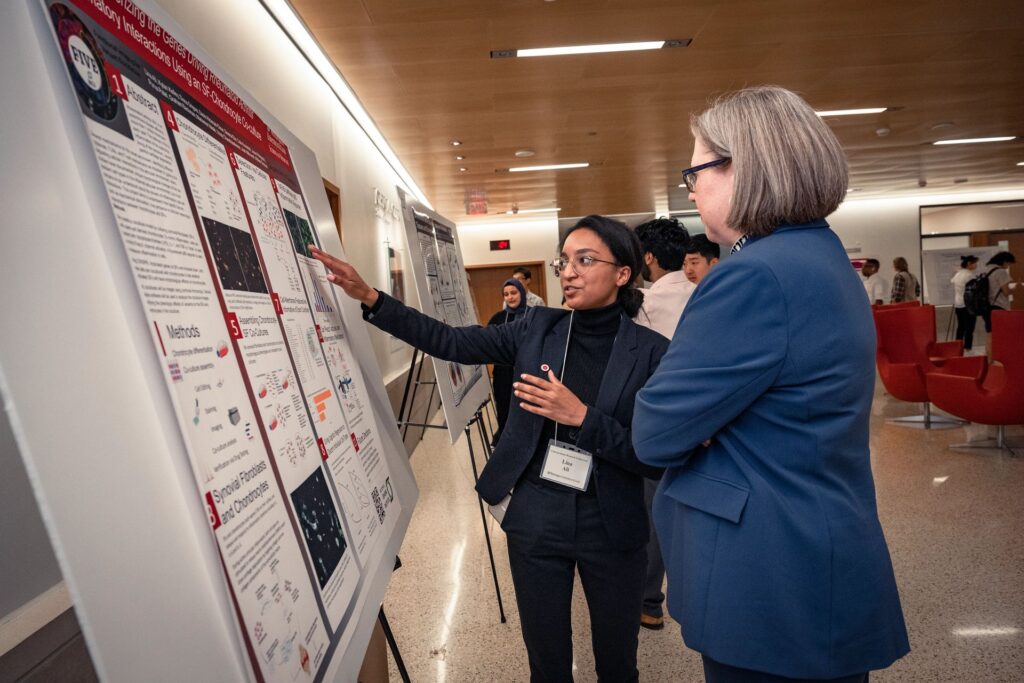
[398, 189, 490, 442]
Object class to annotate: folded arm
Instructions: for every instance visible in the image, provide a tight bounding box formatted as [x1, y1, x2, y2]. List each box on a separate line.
[632, 260, 787, 467]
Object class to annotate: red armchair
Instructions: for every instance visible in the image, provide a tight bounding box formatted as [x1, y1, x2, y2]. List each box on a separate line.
[926, 310, 1024, 454]
[874, 305, 985, 429]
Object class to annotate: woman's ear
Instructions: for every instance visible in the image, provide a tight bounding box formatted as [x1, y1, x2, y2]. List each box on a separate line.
[616, 266, 632, 287]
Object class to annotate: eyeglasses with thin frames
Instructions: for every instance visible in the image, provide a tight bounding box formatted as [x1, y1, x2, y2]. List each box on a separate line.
[550, 254, 619, 277]
[680, 158, 730, 192]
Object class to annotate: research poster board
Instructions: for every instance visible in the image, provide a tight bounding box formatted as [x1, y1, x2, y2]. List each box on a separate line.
[922, 246, 999, 306]
[28, 1, 415, 681]
[398, 189, 489, 442]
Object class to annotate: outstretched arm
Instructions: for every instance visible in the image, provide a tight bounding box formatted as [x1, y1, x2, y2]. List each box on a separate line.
[310, 245, 518, 366]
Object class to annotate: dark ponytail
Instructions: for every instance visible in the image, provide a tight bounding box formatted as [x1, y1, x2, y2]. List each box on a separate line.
[561, 215, 645, 318]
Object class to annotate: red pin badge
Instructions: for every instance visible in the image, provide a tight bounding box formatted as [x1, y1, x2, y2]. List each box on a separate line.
[540, 364, 550, 372]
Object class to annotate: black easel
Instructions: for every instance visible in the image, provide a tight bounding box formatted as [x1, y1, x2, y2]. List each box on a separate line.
[394, 351, 506, 623]
[378, 606, 410, 683]
[465, 407, 507, 623]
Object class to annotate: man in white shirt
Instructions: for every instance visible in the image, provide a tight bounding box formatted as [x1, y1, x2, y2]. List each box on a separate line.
[861, 258, 887, 306]
[636, 219, 696, 340]
[633, 217, 693, 631]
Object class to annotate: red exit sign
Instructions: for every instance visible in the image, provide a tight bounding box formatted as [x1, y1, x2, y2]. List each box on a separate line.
[489, 239, 511, 251]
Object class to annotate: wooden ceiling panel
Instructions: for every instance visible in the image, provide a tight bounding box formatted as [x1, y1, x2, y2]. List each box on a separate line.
[292, 0, 1024, 219]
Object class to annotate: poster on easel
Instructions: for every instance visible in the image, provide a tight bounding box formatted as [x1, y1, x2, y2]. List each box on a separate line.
[37, 1, 408, 680]
[922, 246, 999, 306]
[399, 189, 490, 442]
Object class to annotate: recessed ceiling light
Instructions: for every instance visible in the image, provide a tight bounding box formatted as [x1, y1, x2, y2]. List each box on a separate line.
[815, 107, 887, 117]
[934, 136, 1016, 145]
[450, 140, 462, 146]
[846, 188, 860, 193]
[678, 184, 686, 188]
[508, 162, 589, 172]
[1016, 162, 1024, 166]
[505, 208, 561, 215]
[455, 155, 465, 160]
[931, 122, 955, 130]
[514, 149, 536, 158]
[459, 167, 468, 172]
[492, 40, 690, 59]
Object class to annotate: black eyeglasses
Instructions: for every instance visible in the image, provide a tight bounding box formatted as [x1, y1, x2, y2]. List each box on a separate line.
[680, 158, 730, 192]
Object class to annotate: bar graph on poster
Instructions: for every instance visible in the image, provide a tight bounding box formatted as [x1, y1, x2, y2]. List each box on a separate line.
[37, 1, 412, 681]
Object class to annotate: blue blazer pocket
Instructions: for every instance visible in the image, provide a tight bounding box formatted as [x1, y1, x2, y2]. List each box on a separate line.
[663, 470, 749, 524]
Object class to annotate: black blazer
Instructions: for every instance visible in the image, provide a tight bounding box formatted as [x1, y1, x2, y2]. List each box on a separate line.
[365, 293, 668, 549]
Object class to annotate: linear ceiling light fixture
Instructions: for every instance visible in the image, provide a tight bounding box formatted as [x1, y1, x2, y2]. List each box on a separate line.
[933, 136, 1017, 145]
[492, 39, 690, 59]
[259, 0, 431, 207]
[505, 208, 562, 215]
[508, 163, 589, 172]
[815, 107, 888, 117]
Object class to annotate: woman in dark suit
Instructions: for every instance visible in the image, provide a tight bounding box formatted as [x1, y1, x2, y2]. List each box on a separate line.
[633, 86, 910, 682]
[487, 277, 529, 442]
[312, 215, 668, 682]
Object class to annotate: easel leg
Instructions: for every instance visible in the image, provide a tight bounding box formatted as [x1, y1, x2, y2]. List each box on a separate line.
[378, 607, 411, 683]
[402, 352, 427, 441]
[476, 403, 493, 460]
[419, 381, 437, 443]
[465, 417, 507, 624]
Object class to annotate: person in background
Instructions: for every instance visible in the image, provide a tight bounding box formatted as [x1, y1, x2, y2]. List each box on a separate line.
[861, 258, 887, 305]
[950, 255, 979, 351]
[636, 217, 695, 339]
[633, 85, 909, 682]
[487, 278, 529, 442]
[310, 215, 668, 683]
[511, 266, 546, 308]
[632, 216, 692, 632]
[890, 257, 920, 303]
[982, 251, 1018, 333]
[683, 234, 720, 285]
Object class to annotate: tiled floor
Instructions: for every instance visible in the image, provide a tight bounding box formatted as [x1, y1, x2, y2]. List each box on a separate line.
[382, 391, 1024, 682]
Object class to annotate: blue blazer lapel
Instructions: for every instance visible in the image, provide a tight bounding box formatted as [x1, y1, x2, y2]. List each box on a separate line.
[595, 315, 637, 415]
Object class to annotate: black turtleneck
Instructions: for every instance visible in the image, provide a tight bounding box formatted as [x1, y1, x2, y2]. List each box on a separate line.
[524, 301, 621, 493]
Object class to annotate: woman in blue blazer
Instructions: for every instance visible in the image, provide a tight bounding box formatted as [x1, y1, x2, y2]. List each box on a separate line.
[313, 216, 668, 682]
[633, 87, 910, 682]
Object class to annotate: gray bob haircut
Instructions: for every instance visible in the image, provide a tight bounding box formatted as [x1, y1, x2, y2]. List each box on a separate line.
[691, 86, 849, 237]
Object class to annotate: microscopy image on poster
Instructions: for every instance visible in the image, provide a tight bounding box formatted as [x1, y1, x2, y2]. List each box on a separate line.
[203, 217, 269, 294]
[284, 208, 317, 258]
[292, 469, 349, 589]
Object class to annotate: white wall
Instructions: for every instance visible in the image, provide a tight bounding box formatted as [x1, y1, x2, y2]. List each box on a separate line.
[458, 217, 564, 306]
[921, 201, 1024, 235]
[829, 189, 1024, 284]
[159, 0, 423, 385]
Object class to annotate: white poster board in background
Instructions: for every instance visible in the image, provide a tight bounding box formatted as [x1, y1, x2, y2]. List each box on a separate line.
[921, 246, 999, 306]
[0, 1, 416, 681]
[398, 189, 490, 443]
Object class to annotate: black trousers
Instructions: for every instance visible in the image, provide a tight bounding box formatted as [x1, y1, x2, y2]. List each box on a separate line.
[954, 306, 977, 350]
[702, 656, 869, 683]
[981, 305, 1005, 333]
[504, 478, 646, 682]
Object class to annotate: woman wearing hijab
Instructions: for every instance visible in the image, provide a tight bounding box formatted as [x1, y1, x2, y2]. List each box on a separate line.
[487, 278, 529, 441]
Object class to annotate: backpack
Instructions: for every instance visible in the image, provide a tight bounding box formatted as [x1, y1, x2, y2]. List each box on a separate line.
[963, 267, 999, 316]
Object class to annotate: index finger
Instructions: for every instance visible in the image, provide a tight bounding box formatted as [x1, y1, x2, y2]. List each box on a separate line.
[308, 246, 346, 270]
[518, 373, 551, 389]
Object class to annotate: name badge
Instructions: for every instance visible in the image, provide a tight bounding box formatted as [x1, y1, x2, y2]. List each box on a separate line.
[540, 439, 594, 491]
